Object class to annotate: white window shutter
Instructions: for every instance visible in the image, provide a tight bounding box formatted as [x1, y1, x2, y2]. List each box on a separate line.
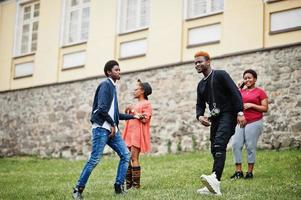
[187, 0, 194, 18]
[81, 7, 90, 40]
[119, 0, 150, 33]
[21, 24, 30, 54]
[126, 0, 138, 31]
[270, 8, 301, 32]
[63, 51, 86, 69]
[140, 0, 149, 27]
[15, 62, 34, 78]
[15, 2, 40, 55]
[187, 0, 224, 19]
[211, 0, 223, 13]
[31, 21, 39, 52]
[197, 0, 207, 16]
[187, 0, 206, 19]
[63, 0, 90, 45]
[120, 39, 147, 58]
[188, 23, 221, 46]
[69, 10, 79, 43]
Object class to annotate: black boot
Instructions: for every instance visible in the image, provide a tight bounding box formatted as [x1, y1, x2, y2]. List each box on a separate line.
[132, 166, 141, 189]
[114, 183, 126, 194]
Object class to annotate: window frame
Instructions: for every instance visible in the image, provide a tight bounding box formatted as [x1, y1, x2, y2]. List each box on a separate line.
[61, 0, 91, 47]
[118, 0, 150, 34]
[185, 0, 224, 20]
[14, 61, 34, 79]
[14, 0, 40, 57]
[187, 23, 221, 48]
[269, 7, 301, 35]
[61, 50, 86, 71]
[119, 38, 147, 60]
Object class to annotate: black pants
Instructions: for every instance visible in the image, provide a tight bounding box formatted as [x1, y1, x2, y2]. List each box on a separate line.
[210, 112, 236, 181]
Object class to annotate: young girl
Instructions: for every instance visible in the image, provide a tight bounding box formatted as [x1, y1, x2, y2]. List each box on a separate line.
[122, 79, 152, 189]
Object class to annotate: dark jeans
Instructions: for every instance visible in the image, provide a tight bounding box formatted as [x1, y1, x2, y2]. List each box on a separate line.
[76, 127, 131, 188]
[210, 112, 236, 181]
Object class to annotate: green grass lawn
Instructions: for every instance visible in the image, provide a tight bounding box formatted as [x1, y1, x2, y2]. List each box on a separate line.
[0, 149, 300, 200]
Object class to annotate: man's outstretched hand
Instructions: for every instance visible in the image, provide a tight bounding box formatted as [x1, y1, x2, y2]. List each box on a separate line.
[109, 125, 116, 139]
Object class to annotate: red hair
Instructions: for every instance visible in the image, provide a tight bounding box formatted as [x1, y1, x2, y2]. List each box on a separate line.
[194, 51, 210, 60]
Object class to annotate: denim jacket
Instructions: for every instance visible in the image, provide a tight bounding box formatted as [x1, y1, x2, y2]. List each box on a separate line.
[90, 78, 134, 127]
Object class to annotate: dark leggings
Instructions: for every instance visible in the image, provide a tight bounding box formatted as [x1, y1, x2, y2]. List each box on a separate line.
[210, 112, 236, 181]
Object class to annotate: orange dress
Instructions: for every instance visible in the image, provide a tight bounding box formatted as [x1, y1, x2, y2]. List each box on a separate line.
[122, 100, 152, 153]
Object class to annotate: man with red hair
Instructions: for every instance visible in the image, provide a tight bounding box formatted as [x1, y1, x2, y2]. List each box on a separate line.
[194, 51, 246, 195]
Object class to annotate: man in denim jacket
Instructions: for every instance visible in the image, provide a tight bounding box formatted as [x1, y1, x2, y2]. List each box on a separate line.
[72, 60, 141, 199]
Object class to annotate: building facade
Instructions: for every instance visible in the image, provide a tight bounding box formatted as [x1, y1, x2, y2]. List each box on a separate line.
[0, 0, 301, 158]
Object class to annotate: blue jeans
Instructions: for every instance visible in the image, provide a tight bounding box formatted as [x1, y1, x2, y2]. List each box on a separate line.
[76, 127, 131, 188]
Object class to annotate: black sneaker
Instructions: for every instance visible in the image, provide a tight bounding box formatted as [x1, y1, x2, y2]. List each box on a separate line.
[230, 171, 244, 180]
[244, 172, 253, 179]
[114, 183, 127, 195]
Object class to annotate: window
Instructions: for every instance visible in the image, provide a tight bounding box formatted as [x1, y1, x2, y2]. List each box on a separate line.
[187, 23, 221, 47]
[186, 0, 224, 19]
[62, 0, 90, 46]
[62, 51, 86, 70]
[15, 1, 40, 56]
[119, 0, 150, 33]
[120, 39, 147, 59]
[14, 62, 34, 78]
[270, 8, 301, 34]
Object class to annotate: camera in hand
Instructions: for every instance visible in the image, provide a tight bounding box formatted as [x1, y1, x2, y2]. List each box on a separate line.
[209, 107, 220, 119]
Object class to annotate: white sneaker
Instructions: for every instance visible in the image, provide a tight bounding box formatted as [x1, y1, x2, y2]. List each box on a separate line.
[200, 172, 222, 195]
[196, 187, 211, 195]
[72, 188, 84, 200]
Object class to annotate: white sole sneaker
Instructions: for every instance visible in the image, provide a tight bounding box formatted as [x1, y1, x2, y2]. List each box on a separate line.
[200, 175, 222, 195]
[196, 187, 212, 195]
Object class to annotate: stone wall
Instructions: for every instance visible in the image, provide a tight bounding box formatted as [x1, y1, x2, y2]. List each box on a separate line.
[0, 45, 300, 159]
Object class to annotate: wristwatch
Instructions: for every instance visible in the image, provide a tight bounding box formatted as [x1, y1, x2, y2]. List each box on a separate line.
[237, 111, 244, 117]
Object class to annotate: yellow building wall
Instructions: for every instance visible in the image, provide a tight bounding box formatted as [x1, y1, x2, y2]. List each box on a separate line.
[84, 0, 117, 78]
[59, 0, 117, 82]
[0, 1, 15, 91]
[7, 0, 119, 88]
[33, 0, 60, 85]
[10, 0, 60, 90]
[182, 14, 224, 61]
[183, 0, 264, 61]
[117, 0, 183, 72]
[147, 0, 182, 67]
[116, 30, 149, 72]
[58, 44, 87, 82]
[222, 0, 263, 53]
[1, 0, 301, 91]
[264, 0, 301, 47]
